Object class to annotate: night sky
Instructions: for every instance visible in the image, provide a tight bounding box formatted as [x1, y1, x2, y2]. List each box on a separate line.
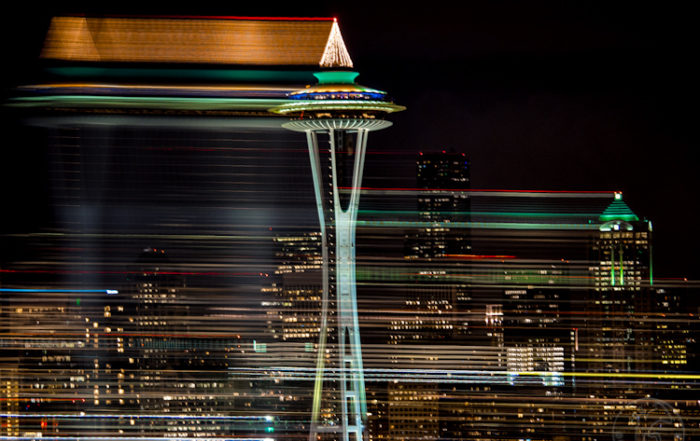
[3, 2, 699, 279]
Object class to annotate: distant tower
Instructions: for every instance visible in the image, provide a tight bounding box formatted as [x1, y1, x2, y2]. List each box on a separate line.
[270, 19, 404, 441]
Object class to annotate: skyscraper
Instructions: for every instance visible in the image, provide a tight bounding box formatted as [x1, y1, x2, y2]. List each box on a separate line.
[576, 193, 656, 440]
[585, 193, 652, 376]
[406, 150, 471, 260]
[399, 150, 471, 343]
[381, 151, 469, 441]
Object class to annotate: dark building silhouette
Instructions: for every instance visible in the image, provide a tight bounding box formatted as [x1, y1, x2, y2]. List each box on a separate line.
[406, 150, 471, 260]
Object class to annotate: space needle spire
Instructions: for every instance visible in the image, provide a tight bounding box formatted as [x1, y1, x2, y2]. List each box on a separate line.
[271, 27, 404, 441]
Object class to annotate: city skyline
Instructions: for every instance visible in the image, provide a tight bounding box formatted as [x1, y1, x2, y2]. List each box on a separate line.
[0, 7, 698, 441]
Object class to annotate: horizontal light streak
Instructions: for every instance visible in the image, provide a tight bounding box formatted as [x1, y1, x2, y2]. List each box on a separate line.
[229, 367, 700, 381]
[0, 289, 117, 294]
[107, 15, 334, 21]
[0, 438, 273, 441]
[0, 269, 265, 277]
[19, 84, 296, 99]
[0, 414, 270, 420]
[4, 232, 271, 240]
[346, 187, 617, 198]
[357, 220, 601, 230]
[360, 209, 603, 218]
[8, 96, 289, 111]
[46, 67, 315, 83]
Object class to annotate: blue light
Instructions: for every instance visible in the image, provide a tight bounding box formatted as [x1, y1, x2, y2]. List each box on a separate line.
[0, 289, 118, 294]
[289, 91, 385, 101]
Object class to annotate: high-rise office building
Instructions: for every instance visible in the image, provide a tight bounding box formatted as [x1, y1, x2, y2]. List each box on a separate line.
[378, 151, 470, 441]
[584, 194, 652, 376]
[397, 150, 471, 344]
[406, 151, 471, 260]
[576, 194, 656, 440]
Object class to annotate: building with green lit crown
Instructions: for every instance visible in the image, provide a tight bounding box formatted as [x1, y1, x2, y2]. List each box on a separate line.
[575, 193, 656, 439]
[588, 192, 652, 369]
[593, 193, 650, 290]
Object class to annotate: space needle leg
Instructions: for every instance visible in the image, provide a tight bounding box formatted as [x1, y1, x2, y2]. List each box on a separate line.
[332, 128, 367, 441]
[307, 130, 330, 441]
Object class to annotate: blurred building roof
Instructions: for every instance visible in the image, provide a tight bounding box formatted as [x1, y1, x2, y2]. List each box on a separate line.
[41, 16, 353, 67]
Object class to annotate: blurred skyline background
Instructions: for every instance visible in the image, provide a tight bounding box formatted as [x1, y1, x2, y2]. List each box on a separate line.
[2, 2, 699, 280]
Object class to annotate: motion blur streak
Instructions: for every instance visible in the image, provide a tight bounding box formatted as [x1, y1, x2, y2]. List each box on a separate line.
[41, 16, 336, 66]
[1, 13, 697, 441]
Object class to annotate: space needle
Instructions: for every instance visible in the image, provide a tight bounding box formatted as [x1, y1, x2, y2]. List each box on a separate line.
[270, 19, 404, 441]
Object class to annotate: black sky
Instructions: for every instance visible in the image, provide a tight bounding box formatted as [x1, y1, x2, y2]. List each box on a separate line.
[3, 2, 699, 279]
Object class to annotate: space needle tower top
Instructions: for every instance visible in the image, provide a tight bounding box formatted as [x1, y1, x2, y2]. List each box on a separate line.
[270, 70, 404, 133]
[270, 17, 404, 128]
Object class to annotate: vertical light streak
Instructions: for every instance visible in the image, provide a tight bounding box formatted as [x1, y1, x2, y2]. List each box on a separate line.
[619, 245, 624, 286]
[610, 244, 615, 286]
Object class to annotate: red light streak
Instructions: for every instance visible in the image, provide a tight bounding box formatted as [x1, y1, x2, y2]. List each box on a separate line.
[0, 269, 262, 277]
[62, 13, 335, 21]
[444, 254, 517, 260]
[339, 186, 617, 193]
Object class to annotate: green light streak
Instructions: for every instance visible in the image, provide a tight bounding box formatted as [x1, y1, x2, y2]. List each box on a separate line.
[355, 266, 585, 285]
[356, 220, 601, 231]
[650, 243, 654, 286]
[7, 232, 269, 240]
[619, 246, 624, 286]
[359, 209, 600, 218]
[611, 245, 615, 287]
[649, 222, 654, 286]
[8, 95, 290, 111]
[46, 67, 315, 83]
